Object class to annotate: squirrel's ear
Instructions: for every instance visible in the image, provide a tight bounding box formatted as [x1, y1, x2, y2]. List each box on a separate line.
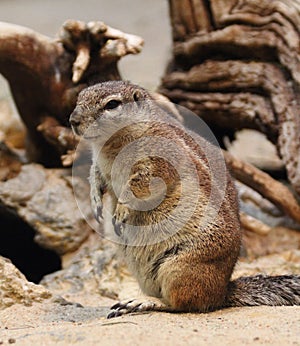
[133, 90, 142, 102]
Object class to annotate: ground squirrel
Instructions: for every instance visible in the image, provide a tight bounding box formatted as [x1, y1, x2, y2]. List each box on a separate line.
[70, 81, 300, 318]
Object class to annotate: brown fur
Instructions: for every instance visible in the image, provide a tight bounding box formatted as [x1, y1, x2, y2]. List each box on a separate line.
[70, 81, 300, 318]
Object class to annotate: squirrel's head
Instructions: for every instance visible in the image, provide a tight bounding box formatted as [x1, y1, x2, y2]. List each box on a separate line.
[70, 81, 151, 139]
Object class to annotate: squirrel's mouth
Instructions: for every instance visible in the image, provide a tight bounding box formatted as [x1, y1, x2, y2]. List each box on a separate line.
[83, 134, 102, 140]
[81, 124, 103, 139]
[82, 129, 102, 139]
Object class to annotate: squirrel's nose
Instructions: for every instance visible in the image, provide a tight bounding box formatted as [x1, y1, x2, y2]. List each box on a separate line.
[69, 111, 83, 136]
[69, 111, 81, 130]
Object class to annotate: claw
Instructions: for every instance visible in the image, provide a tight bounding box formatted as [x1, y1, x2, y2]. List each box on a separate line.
[110, 300, 134, 310]
[107, 309, 123, 319]
[92, 202, 103, 223]
[107, 299, 156, 319]
[107, 299, 136, 319]
[96, 205, 103, 221]
[112, 215, 122, 237]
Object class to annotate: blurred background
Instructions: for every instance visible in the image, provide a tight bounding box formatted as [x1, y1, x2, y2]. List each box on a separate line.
[0, 0, 172, 102]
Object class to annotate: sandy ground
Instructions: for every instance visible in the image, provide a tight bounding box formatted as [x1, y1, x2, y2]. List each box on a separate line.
[0, 251, 300, 346]
[0, 2, 300, 345]
[1, 300, 300, 346]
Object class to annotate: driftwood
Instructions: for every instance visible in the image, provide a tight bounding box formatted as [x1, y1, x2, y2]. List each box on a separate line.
[161, 0, 300, 197]
[224, 151, 300, 224]
[239, 212, 272, 236]
[0, 20, 143, 281]
[0, 20, 143, 166]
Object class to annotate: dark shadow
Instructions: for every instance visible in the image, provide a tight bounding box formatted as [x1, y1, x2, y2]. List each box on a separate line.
[0, 206, 61, 283]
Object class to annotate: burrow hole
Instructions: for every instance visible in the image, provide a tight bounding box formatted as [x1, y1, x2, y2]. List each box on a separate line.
[0, 207, 61, 283]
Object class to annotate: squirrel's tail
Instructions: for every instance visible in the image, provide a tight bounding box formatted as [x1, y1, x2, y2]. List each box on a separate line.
[225, 275, 300, 307]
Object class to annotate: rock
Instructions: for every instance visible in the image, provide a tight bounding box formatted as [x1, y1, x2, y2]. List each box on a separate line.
[0, 256, 52, 309]
[0, 163, 92, 255]
[41, 234, 126, 301]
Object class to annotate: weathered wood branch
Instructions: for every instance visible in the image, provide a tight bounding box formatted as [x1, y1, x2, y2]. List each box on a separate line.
[162, 0, 300, 196]
[224, 151, 300, 224]
[171, 0, 300, 81]
[239, 212, 272, 236]
[159, 89, 277, 140]
[0, 19, 144, 264]
[37, 116, 78, 154]
[169, 0, 213, 40]
[0, 20, 143, 166]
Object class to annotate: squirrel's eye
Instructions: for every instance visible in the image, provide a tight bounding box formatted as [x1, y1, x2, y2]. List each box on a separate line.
[104, 100, 121, 110]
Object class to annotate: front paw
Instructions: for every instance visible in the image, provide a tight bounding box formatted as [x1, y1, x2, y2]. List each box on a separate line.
[112, 204, 130, 237]
[93, 202, 103, 222]
[90, 188, 104, 223]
